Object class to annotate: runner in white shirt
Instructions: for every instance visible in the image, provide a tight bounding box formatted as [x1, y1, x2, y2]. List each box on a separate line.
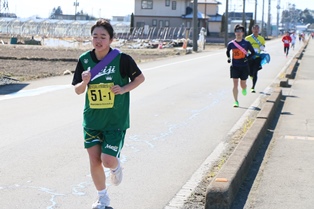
[290, 32, 296, 50]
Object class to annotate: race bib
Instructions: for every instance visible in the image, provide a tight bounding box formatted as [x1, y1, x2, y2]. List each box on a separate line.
[88, 83, 115, 109]
[284, 40, 289, 44]
[260, 46, 265, 51]
[254, 48, 259, 53]
[233, 49, 246, 59]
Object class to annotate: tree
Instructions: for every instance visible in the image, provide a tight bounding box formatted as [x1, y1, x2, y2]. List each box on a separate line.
[281, 8, 314, 25]
[248, 19, 255, 35]
[50, 6, 63, 19]
[300, 9, 314, 24]
[221, 13, 226, 33]
[130, 13, 134, 34]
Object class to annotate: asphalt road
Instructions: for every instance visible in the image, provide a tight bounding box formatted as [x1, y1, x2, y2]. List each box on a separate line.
[0, 38, 304, 209]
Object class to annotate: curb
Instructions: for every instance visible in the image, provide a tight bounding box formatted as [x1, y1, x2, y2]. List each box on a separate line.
[280, 39, 310, 87]
[205, 87, 282, 209]
[205, 39, 311, 209]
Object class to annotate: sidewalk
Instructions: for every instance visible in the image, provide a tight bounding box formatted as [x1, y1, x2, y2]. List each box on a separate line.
[244, 38, 314, 208]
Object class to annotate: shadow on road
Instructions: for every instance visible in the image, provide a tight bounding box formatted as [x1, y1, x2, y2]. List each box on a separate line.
[0, 83, 29, 95]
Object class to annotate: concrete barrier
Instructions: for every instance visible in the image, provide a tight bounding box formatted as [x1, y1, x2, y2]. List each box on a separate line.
[285, 58, 298, 79]
[280, 39, 309, 87]
[204, 40, 311, 209]
[205, 88, 282, 209]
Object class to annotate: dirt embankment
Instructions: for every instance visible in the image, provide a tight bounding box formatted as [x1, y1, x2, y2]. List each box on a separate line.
[0, 43, 224, 82]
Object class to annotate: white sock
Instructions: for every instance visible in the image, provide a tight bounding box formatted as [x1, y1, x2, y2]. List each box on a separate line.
[98, 188, 107, 196]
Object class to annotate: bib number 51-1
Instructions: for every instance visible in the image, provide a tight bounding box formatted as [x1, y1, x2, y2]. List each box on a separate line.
[88, 83, 115, 109]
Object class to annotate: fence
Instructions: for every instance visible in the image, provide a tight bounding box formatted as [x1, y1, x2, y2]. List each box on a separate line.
[0, 18, 204, 41]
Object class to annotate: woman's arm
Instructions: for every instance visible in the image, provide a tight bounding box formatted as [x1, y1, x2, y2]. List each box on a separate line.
[74, 70, 91, 95]
[111, 73, 145, 95]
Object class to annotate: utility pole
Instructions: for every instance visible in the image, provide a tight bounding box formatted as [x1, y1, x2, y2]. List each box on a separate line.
[0, 0, 9, 13]
[261, 0, 265, 37]
[242, 0, 246, 35]
[254, 0, 257, 23]
[224, 0, 229, 47]
[73, 0, 79, 20]
[276, 0, 280, 37]
[204, 0, 207, 36]
[267, 0, 271, 36]
[193, 0, 198, 52]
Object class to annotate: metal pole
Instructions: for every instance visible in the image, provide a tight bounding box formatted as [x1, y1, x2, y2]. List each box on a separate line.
[74, 0, 79, 20]
[267, 0, 271, 36]
[224, 0, 229, 47]
[254, 0, 257, 23]
[193, 0, 198, 52]
[276, 0, 280, 37]
[204, 0, 207, 35]
[242, 0, 246, 35]
[261, 0, 265, 36]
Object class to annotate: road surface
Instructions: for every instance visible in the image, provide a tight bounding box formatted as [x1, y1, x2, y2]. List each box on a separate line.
[0, 38, 303, 209]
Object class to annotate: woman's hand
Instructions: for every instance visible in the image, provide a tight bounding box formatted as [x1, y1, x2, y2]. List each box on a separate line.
[111, 85, 125, 95]
[82, 70, 91, 83]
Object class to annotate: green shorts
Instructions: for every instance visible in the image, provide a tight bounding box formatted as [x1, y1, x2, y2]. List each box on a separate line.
[83, 128, 126, 157]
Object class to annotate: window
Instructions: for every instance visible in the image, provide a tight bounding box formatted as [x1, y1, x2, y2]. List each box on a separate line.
[165, 20, 169, 27]
[142, 0, 153, 9]
[136, 22, 145, 28]
[165, 0, 170, 6]
[172, 1, 176, 10]
[152, 19, 157, 26]
[159, 20, 163, 28]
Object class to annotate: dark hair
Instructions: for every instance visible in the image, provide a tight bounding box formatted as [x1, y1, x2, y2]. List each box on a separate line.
[234, 24, 245, 32]
[90, 19, 114, 39]
[252, 24, 260, 29]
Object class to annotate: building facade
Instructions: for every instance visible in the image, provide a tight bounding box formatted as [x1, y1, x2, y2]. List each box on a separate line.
[134, 0, 222, 35]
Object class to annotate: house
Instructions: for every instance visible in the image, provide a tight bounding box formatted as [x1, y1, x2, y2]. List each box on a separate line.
[112, 15, 131, 22]
[133, 0, 222, 37]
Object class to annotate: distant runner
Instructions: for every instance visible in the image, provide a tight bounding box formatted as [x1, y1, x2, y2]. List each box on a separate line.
[226, 24, 256, 107]
[245, 24, 266, 93]
[290, 32, 296, 50]
[282, 32, 292, 57]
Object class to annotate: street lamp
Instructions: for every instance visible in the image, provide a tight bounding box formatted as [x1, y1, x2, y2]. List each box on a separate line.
[73, 0, 79, 20]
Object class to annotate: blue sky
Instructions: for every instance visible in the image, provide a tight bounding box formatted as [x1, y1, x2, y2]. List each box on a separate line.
[3, 0, 313, 21]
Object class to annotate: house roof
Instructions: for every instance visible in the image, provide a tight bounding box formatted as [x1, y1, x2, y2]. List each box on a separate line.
[182, 11, 207, 19]
[194, 0, 221, 4]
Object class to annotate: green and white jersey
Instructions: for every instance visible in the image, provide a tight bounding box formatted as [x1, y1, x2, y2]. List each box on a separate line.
[77, 50, 131, 131]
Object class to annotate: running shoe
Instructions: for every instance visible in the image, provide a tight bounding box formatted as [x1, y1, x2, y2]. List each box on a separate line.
[242, 88, 247, 96]
[233, 101, 239, 107]
[110, 161, 123, 186]
[92, 194, 110, 209]
[251, 88, 256, 93]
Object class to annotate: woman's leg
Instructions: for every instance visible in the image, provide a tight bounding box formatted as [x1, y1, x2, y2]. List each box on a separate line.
[240, 79, 247, 91]
[233, 78, 239, 102]
[101, 153, 119, 170]
[87, 145, 106, 191]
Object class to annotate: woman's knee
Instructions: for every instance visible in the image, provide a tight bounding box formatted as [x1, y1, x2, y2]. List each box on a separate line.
[101, 154, 117, 168]
[87, 146, 102, 167]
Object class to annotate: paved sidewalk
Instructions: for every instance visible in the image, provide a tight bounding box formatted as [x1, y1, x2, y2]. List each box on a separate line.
[244, 38, 314, 208]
